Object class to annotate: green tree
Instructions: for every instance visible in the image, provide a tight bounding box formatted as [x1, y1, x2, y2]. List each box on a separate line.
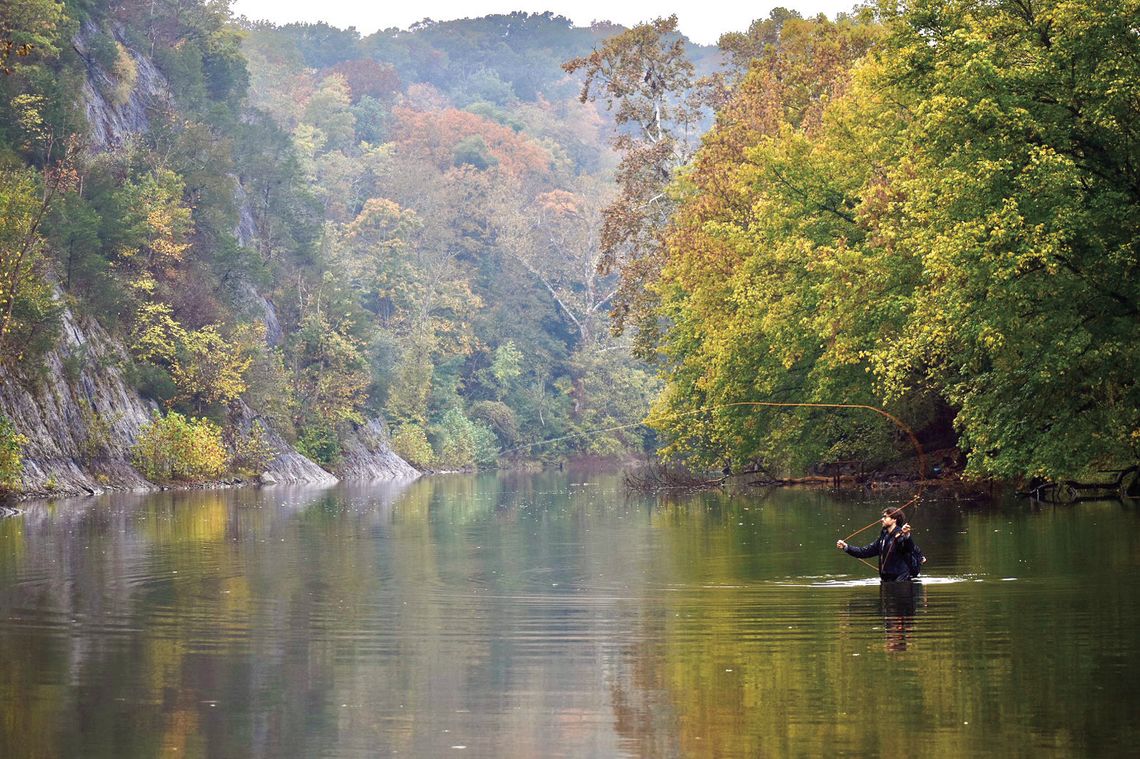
[290, 308, 370, 429]
[0, 0, 64, 74]
[0, 165, 63, 361]
[302, 74, 356, 153]
[652, 0, 1140, 479]
[475, 341, 522, 400]
[862, 0, 1140, 477]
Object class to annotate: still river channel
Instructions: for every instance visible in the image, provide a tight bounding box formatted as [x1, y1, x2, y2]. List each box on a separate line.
[1, 471, 1138, 757]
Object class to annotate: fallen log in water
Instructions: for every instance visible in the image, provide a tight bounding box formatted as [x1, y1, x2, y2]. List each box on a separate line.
[623, 463, 725, 491]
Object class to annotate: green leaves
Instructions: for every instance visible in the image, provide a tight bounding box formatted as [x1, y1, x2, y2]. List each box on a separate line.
[653, 1, 1139, 479]
[0, 415, 25, 491]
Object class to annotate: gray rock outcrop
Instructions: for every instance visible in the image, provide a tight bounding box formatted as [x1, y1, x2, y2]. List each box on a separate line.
[0, 306, 157, 495]
[335, 418, 420, 481]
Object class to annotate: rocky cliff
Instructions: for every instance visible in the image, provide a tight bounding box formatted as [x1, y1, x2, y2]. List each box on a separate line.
[334, 418, 420, 481]
[0, 24, 417, 498]
[0, 305, 157, 496]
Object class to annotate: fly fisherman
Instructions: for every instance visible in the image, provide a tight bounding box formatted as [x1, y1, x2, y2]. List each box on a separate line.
[836, 508, 921, 582]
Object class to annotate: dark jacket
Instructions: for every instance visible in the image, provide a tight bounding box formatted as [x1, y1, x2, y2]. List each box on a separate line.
[845, 527, 915, 581]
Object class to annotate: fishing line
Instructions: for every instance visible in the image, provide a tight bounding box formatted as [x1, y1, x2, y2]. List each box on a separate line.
[504, 399, 927, 551]
[501, 396, 925, 574]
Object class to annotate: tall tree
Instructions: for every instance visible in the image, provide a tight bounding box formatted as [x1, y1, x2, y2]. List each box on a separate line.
[563, 16, 706, 354]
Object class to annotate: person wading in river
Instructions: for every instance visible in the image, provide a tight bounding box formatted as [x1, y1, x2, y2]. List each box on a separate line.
[836, 508, 919, 582]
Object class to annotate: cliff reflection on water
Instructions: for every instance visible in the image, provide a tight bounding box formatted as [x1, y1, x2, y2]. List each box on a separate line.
[1, 474, 1138, 757]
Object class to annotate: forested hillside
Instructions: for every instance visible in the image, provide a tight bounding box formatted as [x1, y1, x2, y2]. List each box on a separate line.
[1, 0, 1136, 495]
[0, 3, 721, 493]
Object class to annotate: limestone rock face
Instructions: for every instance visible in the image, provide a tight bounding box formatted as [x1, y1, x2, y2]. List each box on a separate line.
[229, 402, 338, 486]
[76, 22, 172, 154]
[0, 307, 156, 496]
[334, 418, 420, 481]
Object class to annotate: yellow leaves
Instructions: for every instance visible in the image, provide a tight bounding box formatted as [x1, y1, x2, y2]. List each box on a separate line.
[978, 325, 1006, 352]
[391, 424, 434, 468]
[131, 299, 261, 415]
[345, 197, 422, 251]
[173, 325, 253, 410]
[9, 94, 48, 151]
[115, 168, 193, 282]
[109, 41, 138, 106]
[146, 207, 191, 263]
[132, 411, 227, 483]
[0, 415, 27, 490]
[130, 302, 186, 365]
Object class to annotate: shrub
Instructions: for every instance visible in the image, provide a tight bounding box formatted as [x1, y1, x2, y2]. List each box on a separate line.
[110, 42, 138, 106]
[78, 401, 120, 460]
[226, 420, 278, 477]
[471, 421, 500, 468]
[62, 345, 88, 383]
[85, 31, 120, 72]
[296, 422, 340, 468]
[432, 408, 477, 469]
[132, 411, 226, 483]
[0, 416, 26, 492]
[470, 400, 518, 445]
[391, 423, 433, 469]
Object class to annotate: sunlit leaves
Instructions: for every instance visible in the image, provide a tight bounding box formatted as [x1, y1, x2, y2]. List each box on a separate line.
[131, 411, 227, 483]
[654, 0, 1140, 478]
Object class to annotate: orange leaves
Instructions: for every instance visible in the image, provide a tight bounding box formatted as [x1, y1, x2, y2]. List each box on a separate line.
[535, 189, 583, 217]
[391, 106, 552, 180]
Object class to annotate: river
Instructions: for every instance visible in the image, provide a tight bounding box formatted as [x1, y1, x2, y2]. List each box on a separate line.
[1, 472, 1137, 757]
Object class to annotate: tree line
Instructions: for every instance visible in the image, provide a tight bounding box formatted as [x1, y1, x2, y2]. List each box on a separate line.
[1, 0, 1135, 487]
[594, 1, 1138, 480]
[1, 2, 681, 487]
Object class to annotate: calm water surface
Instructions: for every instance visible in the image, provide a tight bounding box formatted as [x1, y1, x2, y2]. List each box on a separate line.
[1, 472, 1138, 757]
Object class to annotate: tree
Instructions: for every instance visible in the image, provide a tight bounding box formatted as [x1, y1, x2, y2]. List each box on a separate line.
[302, 74, 356, 153]
[113, 167, 193, 298]
[0, 415, 25, 491]
[494, 180, 618, 345]
[861, 0, 1140, 477]
[651, 0, 1140, 479]
[563, 16, 707, 353]
[290, 307, 370, 428]
[648, 12, 901, 472]
[329, 58, 401, 103]
[0, 157, 72, 361]
[0, 0, 64, 73]
[172, 324, 256, 415]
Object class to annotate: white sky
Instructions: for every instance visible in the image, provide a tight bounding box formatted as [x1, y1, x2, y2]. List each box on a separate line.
[229, 1, 861, 47]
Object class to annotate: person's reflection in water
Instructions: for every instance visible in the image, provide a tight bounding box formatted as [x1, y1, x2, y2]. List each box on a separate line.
[880, 580, 925, 652]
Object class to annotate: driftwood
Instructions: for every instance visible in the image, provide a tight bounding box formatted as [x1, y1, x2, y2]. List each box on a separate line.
[623, 463, 725, 491]
[1020, 466, 1139, 503]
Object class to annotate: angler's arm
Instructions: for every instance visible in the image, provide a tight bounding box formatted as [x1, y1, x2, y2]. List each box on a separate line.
[843, 539, 881, 559]
[895, 533, 914, 554]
